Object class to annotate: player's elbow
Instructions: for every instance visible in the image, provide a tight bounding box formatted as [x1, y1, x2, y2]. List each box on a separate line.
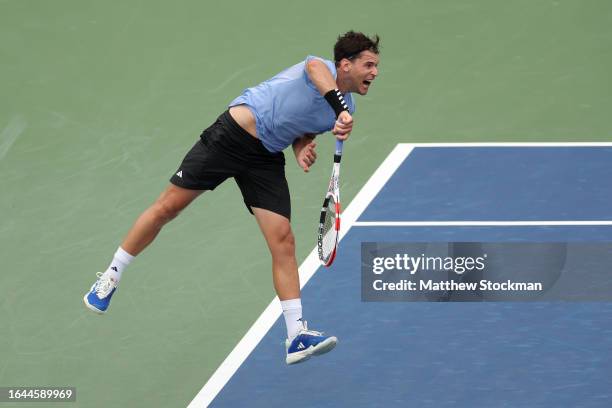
[305, 59, 317, 72]
[305, 59, 324, 76]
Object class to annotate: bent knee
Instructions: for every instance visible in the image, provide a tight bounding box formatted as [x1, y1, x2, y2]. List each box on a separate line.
[270, 228, 296, 255]
[280, 229, 295, 248]
[151, 199, 182, 223]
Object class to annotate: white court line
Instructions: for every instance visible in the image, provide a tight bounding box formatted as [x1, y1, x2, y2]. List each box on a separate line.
[187, 141, 612, 407]
[186, 144, 414, 408]
[354, 221, 612, 227]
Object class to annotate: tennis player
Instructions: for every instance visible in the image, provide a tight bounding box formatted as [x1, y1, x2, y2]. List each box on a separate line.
[84, 31, 380, 364]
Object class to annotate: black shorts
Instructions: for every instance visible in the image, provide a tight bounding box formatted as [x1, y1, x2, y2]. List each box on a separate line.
[170, 110, 291, 220]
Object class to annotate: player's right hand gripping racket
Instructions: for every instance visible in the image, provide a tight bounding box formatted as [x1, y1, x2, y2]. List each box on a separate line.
[317, 139, 343, 267]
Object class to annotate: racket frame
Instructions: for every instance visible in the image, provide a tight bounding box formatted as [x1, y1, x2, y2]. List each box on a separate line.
[317, 140, 343, 266]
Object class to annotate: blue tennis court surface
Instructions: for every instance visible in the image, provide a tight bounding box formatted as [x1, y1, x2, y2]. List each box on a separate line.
[206, 144, 612, 408]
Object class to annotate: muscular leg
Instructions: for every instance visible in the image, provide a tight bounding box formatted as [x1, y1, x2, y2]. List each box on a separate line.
[252, 207, 337, 361]
[252, 207, 300, 300]
[121, 184, 204, 255]
[84, 184, 203, 313]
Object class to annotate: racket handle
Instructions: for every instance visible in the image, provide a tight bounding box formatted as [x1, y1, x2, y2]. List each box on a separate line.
[335, 139, 344, 155]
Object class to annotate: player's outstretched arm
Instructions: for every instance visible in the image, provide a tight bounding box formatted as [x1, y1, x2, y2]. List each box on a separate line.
[292, 134, 317, 172]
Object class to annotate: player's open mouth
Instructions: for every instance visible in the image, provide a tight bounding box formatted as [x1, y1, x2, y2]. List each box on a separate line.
[363, 80, 372, 86]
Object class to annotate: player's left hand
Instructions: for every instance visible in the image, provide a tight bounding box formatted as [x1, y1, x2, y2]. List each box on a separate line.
[297, 141, 317, 172]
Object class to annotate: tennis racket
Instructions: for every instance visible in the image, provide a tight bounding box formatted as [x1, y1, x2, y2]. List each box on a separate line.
[317, 139, 343, 267]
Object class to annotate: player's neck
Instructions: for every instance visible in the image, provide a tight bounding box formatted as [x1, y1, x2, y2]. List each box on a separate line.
[335, 75, 351, 94]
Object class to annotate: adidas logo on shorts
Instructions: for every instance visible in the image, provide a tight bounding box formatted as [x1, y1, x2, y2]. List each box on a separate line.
[176, 170, 183, 178]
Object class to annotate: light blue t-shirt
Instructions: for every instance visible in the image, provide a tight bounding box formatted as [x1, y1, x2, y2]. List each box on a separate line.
[229, 56, 355, 153]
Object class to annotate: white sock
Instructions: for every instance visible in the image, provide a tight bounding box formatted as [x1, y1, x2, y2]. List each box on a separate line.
[281, 298, 303, 339]
[103, 247, 135, 282]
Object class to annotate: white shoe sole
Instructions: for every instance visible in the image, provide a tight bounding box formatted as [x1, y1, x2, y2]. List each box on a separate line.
[286, 336, 337, 365]
[83, 294, 106, 314]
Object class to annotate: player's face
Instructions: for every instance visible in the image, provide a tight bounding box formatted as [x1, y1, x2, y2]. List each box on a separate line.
[349, 50, 379, 95]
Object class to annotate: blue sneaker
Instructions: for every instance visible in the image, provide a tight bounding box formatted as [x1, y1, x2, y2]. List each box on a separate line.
[83, 272, 118, 314]
[285, 321, 337, 365]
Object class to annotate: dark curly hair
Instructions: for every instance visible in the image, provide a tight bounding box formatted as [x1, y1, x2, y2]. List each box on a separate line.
[334, 31, 380, 66]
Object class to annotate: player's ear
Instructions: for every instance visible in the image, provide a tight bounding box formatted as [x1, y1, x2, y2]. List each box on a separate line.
[340, 58, 351, 72]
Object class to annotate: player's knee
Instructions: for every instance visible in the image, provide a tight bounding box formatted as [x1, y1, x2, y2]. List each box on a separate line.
[281, 229, 296, 255]
[271, 227, 295, 256]
[151, 199, 181, 224]
[282, 229, 295, 249]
